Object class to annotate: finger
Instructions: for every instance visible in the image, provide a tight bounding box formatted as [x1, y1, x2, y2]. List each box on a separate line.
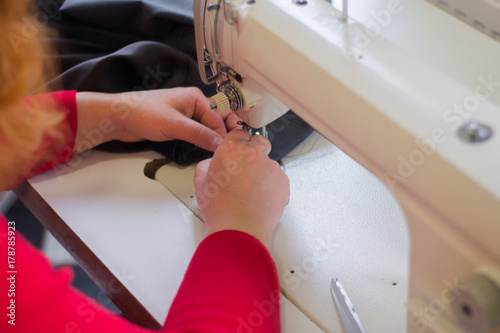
[225, 112, 242, 131]
[194, 159, 212, 200]
[217, 108, 233, 120]
[194, 158, 211, 185]
[250, 134, 272, 156]
[225, 129, 252, 142]
[170, 117, 223, 152]
[197, 106, 228, 138]
[191, 94, 228, 138]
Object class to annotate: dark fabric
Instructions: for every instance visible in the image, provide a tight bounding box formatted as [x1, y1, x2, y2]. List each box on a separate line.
[37, 0, 313, 164]
[38, 0, 211, 94]
[267, 111, 314, 161]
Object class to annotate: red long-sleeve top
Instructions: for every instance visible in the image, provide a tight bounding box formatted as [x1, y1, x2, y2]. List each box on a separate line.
[0, 91, 281, 332]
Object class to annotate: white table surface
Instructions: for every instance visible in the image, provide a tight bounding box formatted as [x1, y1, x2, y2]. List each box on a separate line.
[27, 145, 323, 332]
[28, 131, 409, 332]
[155, 132, 409, 333]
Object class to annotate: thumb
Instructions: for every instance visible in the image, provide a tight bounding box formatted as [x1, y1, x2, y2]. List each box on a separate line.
[172, 118, 223, 152]
[194, 158, 212, 190]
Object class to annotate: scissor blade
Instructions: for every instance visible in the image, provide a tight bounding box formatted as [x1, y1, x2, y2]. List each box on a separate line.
[330, 278, 366, 333]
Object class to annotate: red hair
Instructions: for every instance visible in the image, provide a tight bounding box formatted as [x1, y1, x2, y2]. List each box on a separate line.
[0, 0, 64, 187]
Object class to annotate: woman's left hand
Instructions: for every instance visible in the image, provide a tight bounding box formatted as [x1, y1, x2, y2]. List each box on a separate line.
[75, 88, 240, 153]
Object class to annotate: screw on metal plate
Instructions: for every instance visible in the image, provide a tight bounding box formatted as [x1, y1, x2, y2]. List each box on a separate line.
[458, 121, 493, 143]
[295, 0, 308, 5]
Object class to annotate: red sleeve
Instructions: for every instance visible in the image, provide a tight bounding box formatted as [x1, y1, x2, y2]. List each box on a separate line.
[29, 90, 78, 176]
[164, 230, 281, 333]
[0, 215, 280, 333]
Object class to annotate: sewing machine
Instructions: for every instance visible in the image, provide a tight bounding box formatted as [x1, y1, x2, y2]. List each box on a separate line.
[193, 0, 500, 332]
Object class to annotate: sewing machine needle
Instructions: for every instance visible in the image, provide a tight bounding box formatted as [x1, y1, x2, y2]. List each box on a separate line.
[330, 278, 366, 333]
[342, 0, 348, 23]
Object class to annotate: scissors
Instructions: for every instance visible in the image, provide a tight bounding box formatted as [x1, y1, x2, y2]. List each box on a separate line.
[330, 278, 366, 333]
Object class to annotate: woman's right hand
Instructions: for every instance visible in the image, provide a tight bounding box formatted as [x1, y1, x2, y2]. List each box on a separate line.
[194, 130, 290, 249]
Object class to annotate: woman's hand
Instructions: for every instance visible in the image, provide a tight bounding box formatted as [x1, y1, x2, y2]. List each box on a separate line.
[74, 88, 240, 153]
[194, 130, 290, 249]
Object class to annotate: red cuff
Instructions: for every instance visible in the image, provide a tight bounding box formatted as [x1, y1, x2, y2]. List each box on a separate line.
[30, 90, 78, 175]
[51, 90, 78, 137]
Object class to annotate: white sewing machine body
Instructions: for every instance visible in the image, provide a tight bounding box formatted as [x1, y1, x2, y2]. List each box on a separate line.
[194, 0, 500, 332]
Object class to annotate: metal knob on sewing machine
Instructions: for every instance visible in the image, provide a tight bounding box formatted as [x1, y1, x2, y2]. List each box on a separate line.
[195, 0, 289, 133]
[210, 87, 268, 138]
[209, 84, 243, 114]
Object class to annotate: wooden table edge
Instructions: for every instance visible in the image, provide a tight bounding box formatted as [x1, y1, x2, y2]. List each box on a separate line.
[15, 180, 162, 330]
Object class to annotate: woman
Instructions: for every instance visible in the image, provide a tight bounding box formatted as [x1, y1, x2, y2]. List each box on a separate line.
[1, 1, 290, 332]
